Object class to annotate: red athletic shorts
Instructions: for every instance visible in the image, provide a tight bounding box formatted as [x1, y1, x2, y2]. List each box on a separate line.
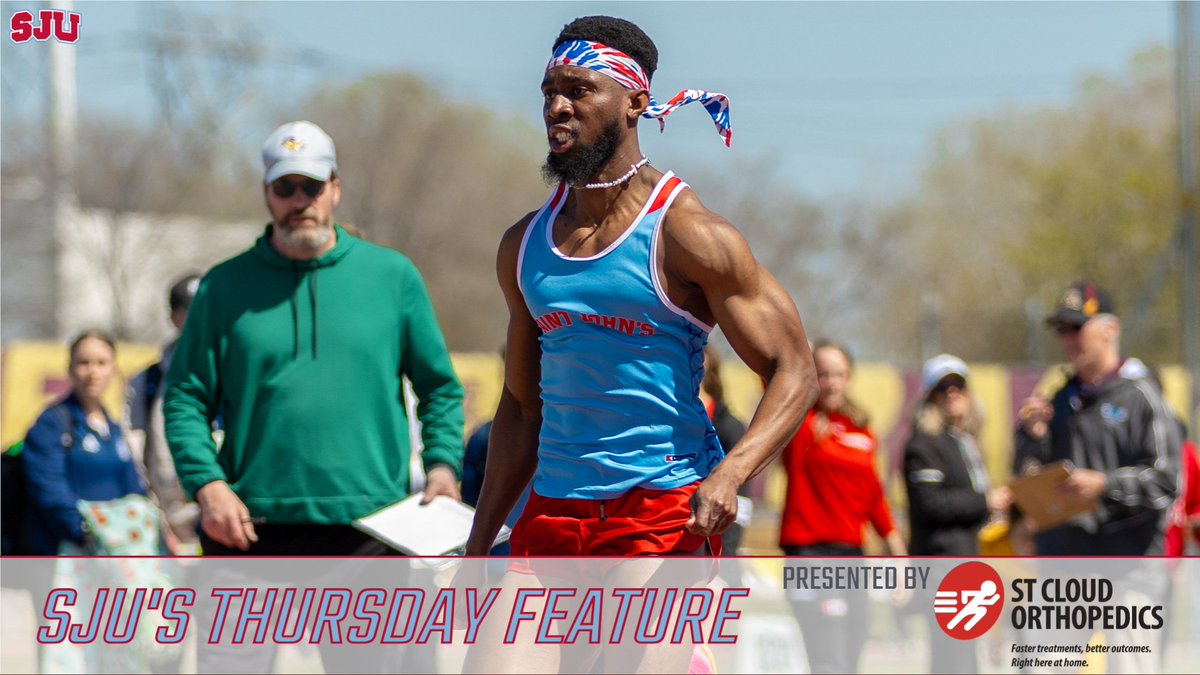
[508, 483, 720, 557]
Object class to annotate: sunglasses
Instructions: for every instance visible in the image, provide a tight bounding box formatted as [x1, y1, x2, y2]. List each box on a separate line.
[1053, 323, 1083, 336]
[933, 374, 967, 395]
[271, 178, 326, 199]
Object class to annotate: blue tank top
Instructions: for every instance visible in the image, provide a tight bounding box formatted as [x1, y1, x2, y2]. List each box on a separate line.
[518, 172, 724, 499]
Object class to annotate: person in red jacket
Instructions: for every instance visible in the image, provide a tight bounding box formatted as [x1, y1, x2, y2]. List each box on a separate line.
[779, 339, 905, 674]
[1165, 438, 1200, 556]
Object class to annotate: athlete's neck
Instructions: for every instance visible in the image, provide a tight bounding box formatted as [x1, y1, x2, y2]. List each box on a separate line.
[568, 146, 653, 222]
[568, 167, 659, 226]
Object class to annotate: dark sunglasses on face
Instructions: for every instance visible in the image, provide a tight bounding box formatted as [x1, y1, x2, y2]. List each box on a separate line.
[271, 178, 326, 199]
[1054, 322, 1083, 336]
[933, 374, 967, 395]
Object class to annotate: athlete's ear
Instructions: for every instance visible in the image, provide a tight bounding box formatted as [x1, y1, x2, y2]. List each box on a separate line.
[627, 89, 650, 120]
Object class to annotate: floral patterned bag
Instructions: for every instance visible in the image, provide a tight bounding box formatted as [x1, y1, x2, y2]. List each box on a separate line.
[77, 493, 160, 555]
[40, 495, 176, 673]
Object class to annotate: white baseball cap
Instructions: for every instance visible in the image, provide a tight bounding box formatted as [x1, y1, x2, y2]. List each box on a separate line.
[261, 121, 337, 184]
[921, 353, 970, 398]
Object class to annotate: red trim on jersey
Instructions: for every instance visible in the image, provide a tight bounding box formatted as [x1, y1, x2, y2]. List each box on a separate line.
[646, 176, 683, 214]
[551, 181, 569, 208]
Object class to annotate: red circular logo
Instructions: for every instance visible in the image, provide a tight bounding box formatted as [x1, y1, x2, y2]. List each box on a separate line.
[934, 561, 1004, 640]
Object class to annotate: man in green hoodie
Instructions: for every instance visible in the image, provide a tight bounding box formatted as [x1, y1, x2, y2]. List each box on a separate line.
[164, 120, 465, 556]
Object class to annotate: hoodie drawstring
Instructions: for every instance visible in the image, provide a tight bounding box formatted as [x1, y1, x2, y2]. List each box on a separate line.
[290, 264, 300, 359]
[288, 264, 320, 359]
[288, 264, 320, 360]
[310, 270, 318, 359]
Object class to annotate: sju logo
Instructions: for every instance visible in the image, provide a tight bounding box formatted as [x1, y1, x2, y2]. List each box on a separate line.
[10, 9, 81, 44]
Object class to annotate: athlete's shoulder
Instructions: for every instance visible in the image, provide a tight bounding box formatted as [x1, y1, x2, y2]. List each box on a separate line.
[659, 184, 752, 275]
[505, 209, 540, 239]
[661, 184, 740, 239]
[499, 210, 540, 257]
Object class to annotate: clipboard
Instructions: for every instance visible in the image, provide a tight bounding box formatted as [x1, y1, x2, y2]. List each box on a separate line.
[352, 494, 511, 556]
[1008, 460, 1095, 531]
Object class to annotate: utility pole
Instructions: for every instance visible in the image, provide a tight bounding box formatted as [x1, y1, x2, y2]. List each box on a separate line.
[49, 0, 77, 212]
[1177, 1, 1200, 438]
[49, 0, 78, 339]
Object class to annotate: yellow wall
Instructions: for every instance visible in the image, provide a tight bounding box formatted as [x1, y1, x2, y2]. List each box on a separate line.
[1, 345, 506, 447]
[8, 341, 1188, 558]
[451, 352, 506, 434]
[2, 341, 160, 447]
[3, 342, 1193, 471]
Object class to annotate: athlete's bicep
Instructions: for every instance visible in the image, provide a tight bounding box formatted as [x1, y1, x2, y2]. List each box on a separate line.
[716, 267, 810, 377]
[496, 215, 542, 412]
[666, 206, 809, 377]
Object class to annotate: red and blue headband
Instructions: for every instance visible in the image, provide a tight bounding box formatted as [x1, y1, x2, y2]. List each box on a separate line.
[547, 39, 732, 147]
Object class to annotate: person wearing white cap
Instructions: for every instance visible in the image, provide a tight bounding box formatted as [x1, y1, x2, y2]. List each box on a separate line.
[163, 120, 465, 672]
[166, 119, 464, 549]
[904, 353, 1011, 674]
[257, 120, 341, 257]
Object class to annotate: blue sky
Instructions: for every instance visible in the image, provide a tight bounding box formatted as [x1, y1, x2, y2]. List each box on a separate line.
[1, 1, 1175, 199]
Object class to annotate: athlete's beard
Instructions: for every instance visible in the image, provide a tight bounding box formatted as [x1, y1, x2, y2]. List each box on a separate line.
[542, 120, 621, 187]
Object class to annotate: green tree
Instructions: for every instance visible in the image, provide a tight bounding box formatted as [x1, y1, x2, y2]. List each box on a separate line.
[868, 46, 1181, 364]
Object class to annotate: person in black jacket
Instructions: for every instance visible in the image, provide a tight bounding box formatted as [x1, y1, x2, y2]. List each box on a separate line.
[1015, 280, 1179, 556]
[904, 353, 1011, 674]
[1012, 280, 1179, 673]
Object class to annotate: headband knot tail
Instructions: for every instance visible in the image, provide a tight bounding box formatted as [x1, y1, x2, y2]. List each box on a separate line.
[644, 89, 732, 147]
[548, 39, 733, 146]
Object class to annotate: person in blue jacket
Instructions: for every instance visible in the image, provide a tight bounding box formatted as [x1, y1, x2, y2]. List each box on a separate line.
[23, 330, 145, 554]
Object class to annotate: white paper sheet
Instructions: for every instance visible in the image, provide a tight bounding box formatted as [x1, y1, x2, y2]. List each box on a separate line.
[352, 494, 510, 556]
